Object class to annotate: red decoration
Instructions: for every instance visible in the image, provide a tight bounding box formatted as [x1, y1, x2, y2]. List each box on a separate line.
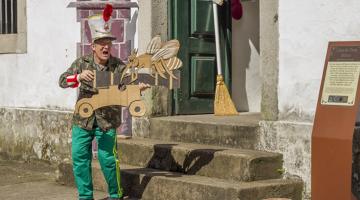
[231, 0, 243, 20]
[103, 4, 113, 22]
[66, 74, 79, 88]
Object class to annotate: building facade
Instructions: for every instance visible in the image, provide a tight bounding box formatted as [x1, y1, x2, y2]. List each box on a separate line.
[1, 0, 360, 199]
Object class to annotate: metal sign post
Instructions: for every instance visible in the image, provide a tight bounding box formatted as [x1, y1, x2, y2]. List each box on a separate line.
[312, 41, 360, 200]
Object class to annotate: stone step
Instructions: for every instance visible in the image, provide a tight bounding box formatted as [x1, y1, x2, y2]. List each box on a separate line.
[118, 138, 283, 182]
[58, 162, 303, 200]
[147, 113, 262, 149]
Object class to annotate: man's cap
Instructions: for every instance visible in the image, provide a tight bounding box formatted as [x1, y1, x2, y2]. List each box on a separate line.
[88, 4, 116, 42]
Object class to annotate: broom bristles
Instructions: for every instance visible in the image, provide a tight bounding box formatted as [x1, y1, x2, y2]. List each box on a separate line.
[214, 75, 238, 116]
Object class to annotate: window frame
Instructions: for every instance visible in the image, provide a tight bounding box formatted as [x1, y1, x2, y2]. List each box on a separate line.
[0, 0, 26, 54]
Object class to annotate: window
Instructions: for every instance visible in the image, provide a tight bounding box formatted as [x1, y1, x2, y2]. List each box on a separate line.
[1, 0, 17, 34]
[0, 0, 26, 53]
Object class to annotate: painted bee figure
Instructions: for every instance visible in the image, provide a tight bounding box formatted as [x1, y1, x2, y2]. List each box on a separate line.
[121, 35, 183, 88]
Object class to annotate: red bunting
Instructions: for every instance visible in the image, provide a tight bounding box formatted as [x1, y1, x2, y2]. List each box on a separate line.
[103, 4, 113, 22]
[231, 0, 243, 20]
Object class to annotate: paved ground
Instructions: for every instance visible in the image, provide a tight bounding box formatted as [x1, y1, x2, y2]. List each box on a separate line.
[0, 159, 127, 200]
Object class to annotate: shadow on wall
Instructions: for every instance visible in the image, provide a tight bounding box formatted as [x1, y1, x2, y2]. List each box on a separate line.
[232, 0, 260, 112]
[126, 10, 138, 50]
[121, 144, 223, 198]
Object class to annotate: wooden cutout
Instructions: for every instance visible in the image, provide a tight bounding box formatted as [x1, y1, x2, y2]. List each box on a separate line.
[75, 70, 146, 118]
[121, 35, 183, 89]
[120, 73, 180, 89]
[94, 71, 111, 88]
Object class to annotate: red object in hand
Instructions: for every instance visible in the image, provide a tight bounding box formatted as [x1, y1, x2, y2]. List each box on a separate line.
[66, 74, 79, 88]
[231, 0, 243, 20]
[103, 4, 113, 22]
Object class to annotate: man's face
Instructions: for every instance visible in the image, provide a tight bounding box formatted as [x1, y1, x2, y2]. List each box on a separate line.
[92, 38, 112, 62]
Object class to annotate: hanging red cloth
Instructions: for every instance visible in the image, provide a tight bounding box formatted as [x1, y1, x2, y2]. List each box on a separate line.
[231, 0, 243, 20]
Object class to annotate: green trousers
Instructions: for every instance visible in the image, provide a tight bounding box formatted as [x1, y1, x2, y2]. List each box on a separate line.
[72, 125, 123, 200]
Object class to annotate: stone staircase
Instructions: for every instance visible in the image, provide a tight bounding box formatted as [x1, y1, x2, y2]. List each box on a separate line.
[58, 113, 303, 200]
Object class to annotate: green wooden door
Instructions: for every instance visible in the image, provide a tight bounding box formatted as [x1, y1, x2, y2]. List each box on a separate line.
[169, 0, 232, 114]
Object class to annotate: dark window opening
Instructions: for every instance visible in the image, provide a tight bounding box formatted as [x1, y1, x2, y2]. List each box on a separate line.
[0, 0, 17, 34]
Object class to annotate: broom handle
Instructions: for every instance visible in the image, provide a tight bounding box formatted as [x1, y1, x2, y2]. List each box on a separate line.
[212, 2, 222, 75]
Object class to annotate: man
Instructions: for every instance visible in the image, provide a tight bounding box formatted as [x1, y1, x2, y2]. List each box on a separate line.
[59, 7, 146, 200]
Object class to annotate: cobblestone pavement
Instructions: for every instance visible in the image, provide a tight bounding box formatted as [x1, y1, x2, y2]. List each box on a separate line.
[0, 160, 128, 200]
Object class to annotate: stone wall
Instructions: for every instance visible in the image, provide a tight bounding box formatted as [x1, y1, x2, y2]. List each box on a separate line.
[259, 122, 360, 200]
[0, 85, 170, 163]
[2, 109, 360, 200]
[0, 107, 72, 162]
[258, 121, 312, 199]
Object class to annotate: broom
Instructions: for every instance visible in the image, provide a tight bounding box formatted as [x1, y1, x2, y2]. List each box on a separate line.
[212, 0, 238, 116]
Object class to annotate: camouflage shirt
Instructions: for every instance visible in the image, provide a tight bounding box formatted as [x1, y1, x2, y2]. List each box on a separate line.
[59, 54, 126, 131]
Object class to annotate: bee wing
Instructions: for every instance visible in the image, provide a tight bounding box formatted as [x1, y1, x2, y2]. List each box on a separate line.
[146, 35, 162, 54]
[151, 40, 180, 61]
[165, 57, 183, 71]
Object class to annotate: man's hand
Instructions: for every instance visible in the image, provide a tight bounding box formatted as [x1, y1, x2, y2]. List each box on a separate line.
[139, 82, 151, 91]
[79, 70, 94, 82]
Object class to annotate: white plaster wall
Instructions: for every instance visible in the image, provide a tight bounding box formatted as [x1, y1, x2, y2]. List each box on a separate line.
[129, 0, 139, 50]
[278, 0, 360, 121]
[137, 0, 152, 53]
[258, 121, 313, 199]
[232, 0, 260, 112]
[0, 0, 80, 110]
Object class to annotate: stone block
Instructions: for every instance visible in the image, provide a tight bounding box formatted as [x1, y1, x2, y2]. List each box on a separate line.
[111, 19, 125, 43]
[112, 10, 118, 19]
[111, 43, 121, 59]
[79, 43, 92, 56]
[148, 114, 261, 149]
[132, 86, 170, 138]
[0, 108, 73, 162]
[118, 138, 283, 182]
[89, 10, 102, 16]
[118, 9, 130, 19]
[120, 40, 131, 61]
[77, 9, 89, 22]
[132, 117, 150, 138]
[82, 20, 92, 43]
[58, 162, 303, 200]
